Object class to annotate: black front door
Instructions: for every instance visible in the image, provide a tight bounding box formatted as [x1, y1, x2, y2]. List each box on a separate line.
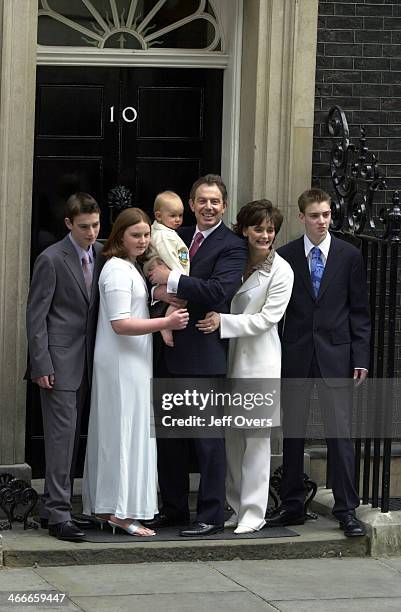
[27, 65, 223, 477]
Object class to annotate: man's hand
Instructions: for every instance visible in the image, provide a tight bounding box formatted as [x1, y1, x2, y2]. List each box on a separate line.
[34, 374, 55, 389]
[153, 284, 187, 308]
[354, 368, 368, 386]
[148, 262, 171, 285]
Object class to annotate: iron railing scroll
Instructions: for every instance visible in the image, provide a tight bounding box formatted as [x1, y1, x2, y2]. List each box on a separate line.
[326, 105, 401, 513]
[0, 473, 38, 530]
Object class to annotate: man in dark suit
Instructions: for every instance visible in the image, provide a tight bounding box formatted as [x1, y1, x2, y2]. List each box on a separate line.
[26, 193, 104, 541]
[266, 188, 370, 537]
[148, 174, 247, 536]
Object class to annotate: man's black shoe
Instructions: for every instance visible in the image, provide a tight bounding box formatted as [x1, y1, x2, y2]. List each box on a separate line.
[339, 513, 366, 537]
[48, 520, 85, 541]
[142, 513, 189, 528]
[265, 508, 305, 528]
[71, 514, 99, 529]
[180, 522, 224, 537]
[41, 515, 95, 530]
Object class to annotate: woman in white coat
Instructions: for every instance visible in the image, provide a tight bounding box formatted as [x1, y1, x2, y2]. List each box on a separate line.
[197, 200, 294, 533]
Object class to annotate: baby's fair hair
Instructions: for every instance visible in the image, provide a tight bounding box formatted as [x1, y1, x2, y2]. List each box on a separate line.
[153, 191, 183, 213]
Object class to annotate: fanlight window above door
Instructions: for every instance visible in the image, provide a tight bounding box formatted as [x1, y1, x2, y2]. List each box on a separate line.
[38, 0, 222, 51]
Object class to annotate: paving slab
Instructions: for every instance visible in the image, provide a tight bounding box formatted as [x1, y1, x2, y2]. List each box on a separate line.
[0, 602, 80, 612]
[211, 558, 401, 600]
[1, 558, 401, 612]
[34, 562, 245, 597]
[378, 557, 401, 573]
[71, 591, 277, 612]
[0, 569, 53, 592]
[269, 598, 401, 612]
[0, 570, 79, 612]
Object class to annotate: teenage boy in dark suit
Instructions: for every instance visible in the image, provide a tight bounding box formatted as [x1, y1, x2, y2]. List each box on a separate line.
[266, 188, 370, 537]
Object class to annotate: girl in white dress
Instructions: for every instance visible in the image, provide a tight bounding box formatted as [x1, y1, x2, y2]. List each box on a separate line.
[197, 200, 294, 533]
[83, 208, 188, 536]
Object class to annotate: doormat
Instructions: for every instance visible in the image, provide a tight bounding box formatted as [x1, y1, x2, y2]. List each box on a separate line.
[84, 524, 298, 543]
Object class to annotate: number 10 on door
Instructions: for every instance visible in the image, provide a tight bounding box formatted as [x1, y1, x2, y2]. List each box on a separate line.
[110, 106, 138, 123]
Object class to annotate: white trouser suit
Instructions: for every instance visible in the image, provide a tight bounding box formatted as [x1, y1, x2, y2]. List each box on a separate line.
[220, 252, 294, 530]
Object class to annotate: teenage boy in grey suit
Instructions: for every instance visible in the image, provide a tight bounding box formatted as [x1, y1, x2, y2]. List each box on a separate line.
[266, 188, 370, 537]
[27, 193, 104, 541]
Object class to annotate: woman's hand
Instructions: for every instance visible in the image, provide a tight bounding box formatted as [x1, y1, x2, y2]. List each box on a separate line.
[148, 262, 171, 285]
[196, 311, 221, 334]
[166, 308, 189, 330]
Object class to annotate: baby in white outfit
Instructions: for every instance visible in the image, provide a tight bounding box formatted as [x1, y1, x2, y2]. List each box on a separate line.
[143, 191, 189, 347]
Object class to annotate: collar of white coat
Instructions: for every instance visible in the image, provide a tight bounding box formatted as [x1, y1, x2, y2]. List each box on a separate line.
[236, 249, 276, 294]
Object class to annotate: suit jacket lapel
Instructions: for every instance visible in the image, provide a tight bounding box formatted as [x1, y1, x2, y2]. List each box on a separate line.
[89, 241, 104, 305]
[235, 269, 263, 295]
[292, 237, 315, 300]
[178, 226, 195, 249]
[316, 235, 344, 301]
[193, 225, 224, 264]
[180, 223, 225, 266]
[61, 235, 89, 302]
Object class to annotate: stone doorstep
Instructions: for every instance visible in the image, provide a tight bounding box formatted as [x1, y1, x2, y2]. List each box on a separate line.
[1, 457, 378, 567]
[1, 492, 369, 568]
[311, 487, 401, 557]
[0, 516, 368, 568]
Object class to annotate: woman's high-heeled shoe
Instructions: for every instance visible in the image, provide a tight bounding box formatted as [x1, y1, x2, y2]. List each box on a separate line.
[94, 515, 110, 531]
[108, 519, 155, 536]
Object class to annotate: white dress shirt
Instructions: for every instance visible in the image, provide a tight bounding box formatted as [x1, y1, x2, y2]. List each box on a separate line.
[69, 233, 94, 276]
[304, 232, 331, 271]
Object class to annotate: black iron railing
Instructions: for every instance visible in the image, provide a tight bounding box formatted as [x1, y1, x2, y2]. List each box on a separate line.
[0, 473, 38, 530]
[326, 105, 401, 512]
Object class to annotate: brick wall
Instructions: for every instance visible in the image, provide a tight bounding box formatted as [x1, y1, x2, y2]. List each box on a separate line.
[313, 0, 401, 204]
[313, 0, 401, 377]
[312, 0, 401, 376]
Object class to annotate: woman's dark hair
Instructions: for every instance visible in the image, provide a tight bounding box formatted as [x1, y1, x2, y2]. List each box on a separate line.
[103, 207, 151, 260]
[233, 199, 283, 237]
